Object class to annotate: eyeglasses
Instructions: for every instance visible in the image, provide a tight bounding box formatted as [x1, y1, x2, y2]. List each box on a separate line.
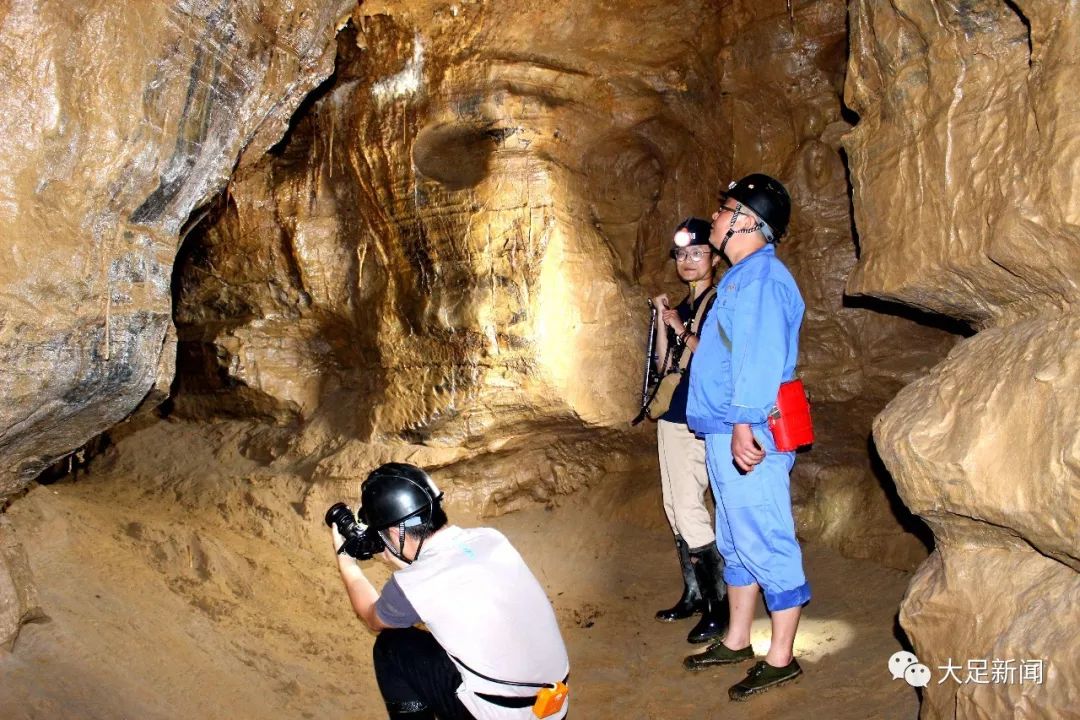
[675, 249, 709, 262]
[714, 204, 740, 217]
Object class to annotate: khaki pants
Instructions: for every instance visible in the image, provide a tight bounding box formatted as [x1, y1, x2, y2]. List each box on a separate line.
[657, 419, 715, 550]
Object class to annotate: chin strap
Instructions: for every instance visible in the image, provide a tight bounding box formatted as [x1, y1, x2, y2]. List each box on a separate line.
[383, 519, 428, 565]
[714, 202, 763, 261]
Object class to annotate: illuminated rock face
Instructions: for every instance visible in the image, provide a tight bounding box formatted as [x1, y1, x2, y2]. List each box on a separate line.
[845, 0, 1080, 323]
[0, 0, 967, 652]
[0, 0, 351, 647]
[173, 1, 732, 445]
[847, 1, 1080, 716]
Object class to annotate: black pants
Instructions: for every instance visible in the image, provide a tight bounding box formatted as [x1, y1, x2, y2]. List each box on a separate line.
[373, 628, 476, 719]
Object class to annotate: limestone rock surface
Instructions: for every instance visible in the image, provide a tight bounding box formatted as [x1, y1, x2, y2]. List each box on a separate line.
[0, 0, 350, 649]
[849, 1, 1080, 716]
[878, 315, 1080, 716]
[174, 0, 732, 444]
[845, 0, 1080, 323]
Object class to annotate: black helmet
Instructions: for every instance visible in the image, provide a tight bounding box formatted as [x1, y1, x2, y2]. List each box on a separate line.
[724, 173, 791, 241]
[358, 463, 443, 531]
[670, 217, 713, 258]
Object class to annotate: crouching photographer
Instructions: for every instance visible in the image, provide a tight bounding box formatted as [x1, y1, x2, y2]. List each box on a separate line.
[327, 463, 570, 719]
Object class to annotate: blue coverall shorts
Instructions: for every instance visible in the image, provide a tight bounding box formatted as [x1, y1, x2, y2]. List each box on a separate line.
[704, 428, 811, 611]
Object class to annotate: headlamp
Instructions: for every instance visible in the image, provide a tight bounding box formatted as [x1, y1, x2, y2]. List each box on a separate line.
[673, 228, 692, 247]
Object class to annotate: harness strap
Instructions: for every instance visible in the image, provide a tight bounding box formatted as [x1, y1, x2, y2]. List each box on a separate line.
[451, 653, 569, 707]
[672, 287, 717, 373]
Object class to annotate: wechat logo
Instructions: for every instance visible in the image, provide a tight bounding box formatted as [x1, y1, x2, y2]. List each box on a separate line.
[889, 651, 931, 687]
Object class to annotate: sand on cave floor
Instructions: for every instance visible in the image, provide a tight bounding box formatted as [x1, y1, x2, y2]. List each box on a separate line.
[0, 419, 919, 720]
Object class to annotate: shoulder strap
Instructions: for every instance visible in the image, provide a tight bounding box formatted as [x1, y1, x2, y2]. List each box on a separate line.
[673, 287, 717, 372]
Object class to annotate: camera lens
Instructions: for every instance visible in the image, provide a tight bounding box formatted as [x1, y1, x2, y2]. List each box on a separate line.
[325, 502, 358, 534]
[325, 502, 385, 560]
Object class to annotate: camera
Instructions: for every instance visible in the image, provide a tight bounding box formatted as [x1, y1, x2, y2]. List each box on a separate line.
[324, 502, 385, 560]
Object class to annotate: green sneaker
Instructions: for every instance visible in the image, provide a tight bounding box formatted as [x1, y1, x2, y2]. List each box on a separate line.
[683, 641, 755, 671]
[728, 659, 803, 701]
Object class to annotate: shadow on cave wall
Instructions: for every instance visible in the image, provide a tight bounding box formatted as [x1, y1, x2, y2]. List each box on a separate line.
[843, 295, 976, 338]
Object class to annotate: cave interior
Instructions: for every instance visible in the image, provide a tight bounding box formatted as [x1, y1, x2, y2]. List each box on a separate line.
[0, 1, 1076, 718]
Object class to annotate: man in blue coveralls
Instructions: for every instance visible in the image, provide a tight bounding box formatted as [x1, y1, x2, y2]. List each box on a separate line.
[681, 174, 809, 701]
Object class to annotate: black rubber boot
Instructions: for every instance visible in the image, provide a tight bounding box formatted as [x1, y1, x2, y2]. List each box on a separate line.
[686, 544, 729, 644]
[655, 536, 703, 622]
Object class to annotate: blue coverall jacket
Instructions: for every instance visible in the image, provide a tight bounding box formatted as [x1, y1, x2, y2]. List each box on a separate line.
[686, 244, 804, 433]
[684, 243, 811, 611]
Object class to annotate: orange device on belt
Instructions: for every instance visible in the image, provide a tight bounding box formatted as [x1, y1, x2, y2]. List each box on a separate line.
[532, 682, 569, 718]
[768, 379, 813, 452]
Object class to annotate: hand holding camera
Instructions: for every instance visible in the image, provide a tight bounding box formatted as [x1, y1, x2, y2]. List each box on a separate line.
[325, 502, 386, 560]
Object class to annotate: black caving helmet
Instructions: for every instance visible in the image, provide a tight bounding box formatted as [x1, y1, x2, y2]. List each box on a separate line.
[359, 462, 444, 564]
[724, 173, 791, 242]
[359, 462, 443, 531]
[670, 217, 714, 258]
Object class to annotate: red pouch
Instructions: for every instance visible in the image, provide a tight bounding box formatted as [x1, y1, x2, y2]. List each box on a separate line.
[768, 379, 814, 452]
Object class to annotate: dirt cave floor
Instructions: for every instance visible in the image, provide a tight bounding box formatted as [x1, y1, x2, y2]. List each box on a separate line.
[0, 420, 919, 719]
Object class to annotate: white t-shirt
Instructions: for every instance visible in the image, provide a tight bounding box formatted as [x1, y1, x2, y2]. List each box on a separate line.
[390, 526, 570, 720]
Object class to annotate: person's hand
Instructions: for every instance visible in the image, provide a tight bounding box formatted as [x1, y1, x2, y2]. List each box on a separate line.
[651, 294, 669, 313]
[731, 424, 765, 473]
[661, 308, 685, 334]
[330, 524, 346, 556]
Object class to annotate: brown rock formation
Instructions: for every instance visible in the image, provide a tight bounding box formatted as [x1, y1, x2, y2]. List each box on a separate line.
[0, 0, 351, 647]
[847, 0, 1080, 715]
[0, 0, 352, 495]
[846, 0, 1080, 323]
[0, 515, 41, 650]
[879, 317, 1079, 716]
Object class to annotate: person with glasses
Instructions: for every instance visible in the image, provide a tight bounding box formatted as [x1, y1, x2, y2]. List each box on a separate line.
[329, 463, 570, 719]
[682, 174, 809, 701]
[649, 217, 728, 646]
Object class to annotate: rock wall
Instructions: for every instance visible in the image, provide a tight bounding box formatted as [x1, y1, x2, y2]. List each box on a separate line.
[846, 0, 1080, 715]
[846, 0, 1080, 324]
[0, 0, 352, 498]
[0, 0, 352, 647]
